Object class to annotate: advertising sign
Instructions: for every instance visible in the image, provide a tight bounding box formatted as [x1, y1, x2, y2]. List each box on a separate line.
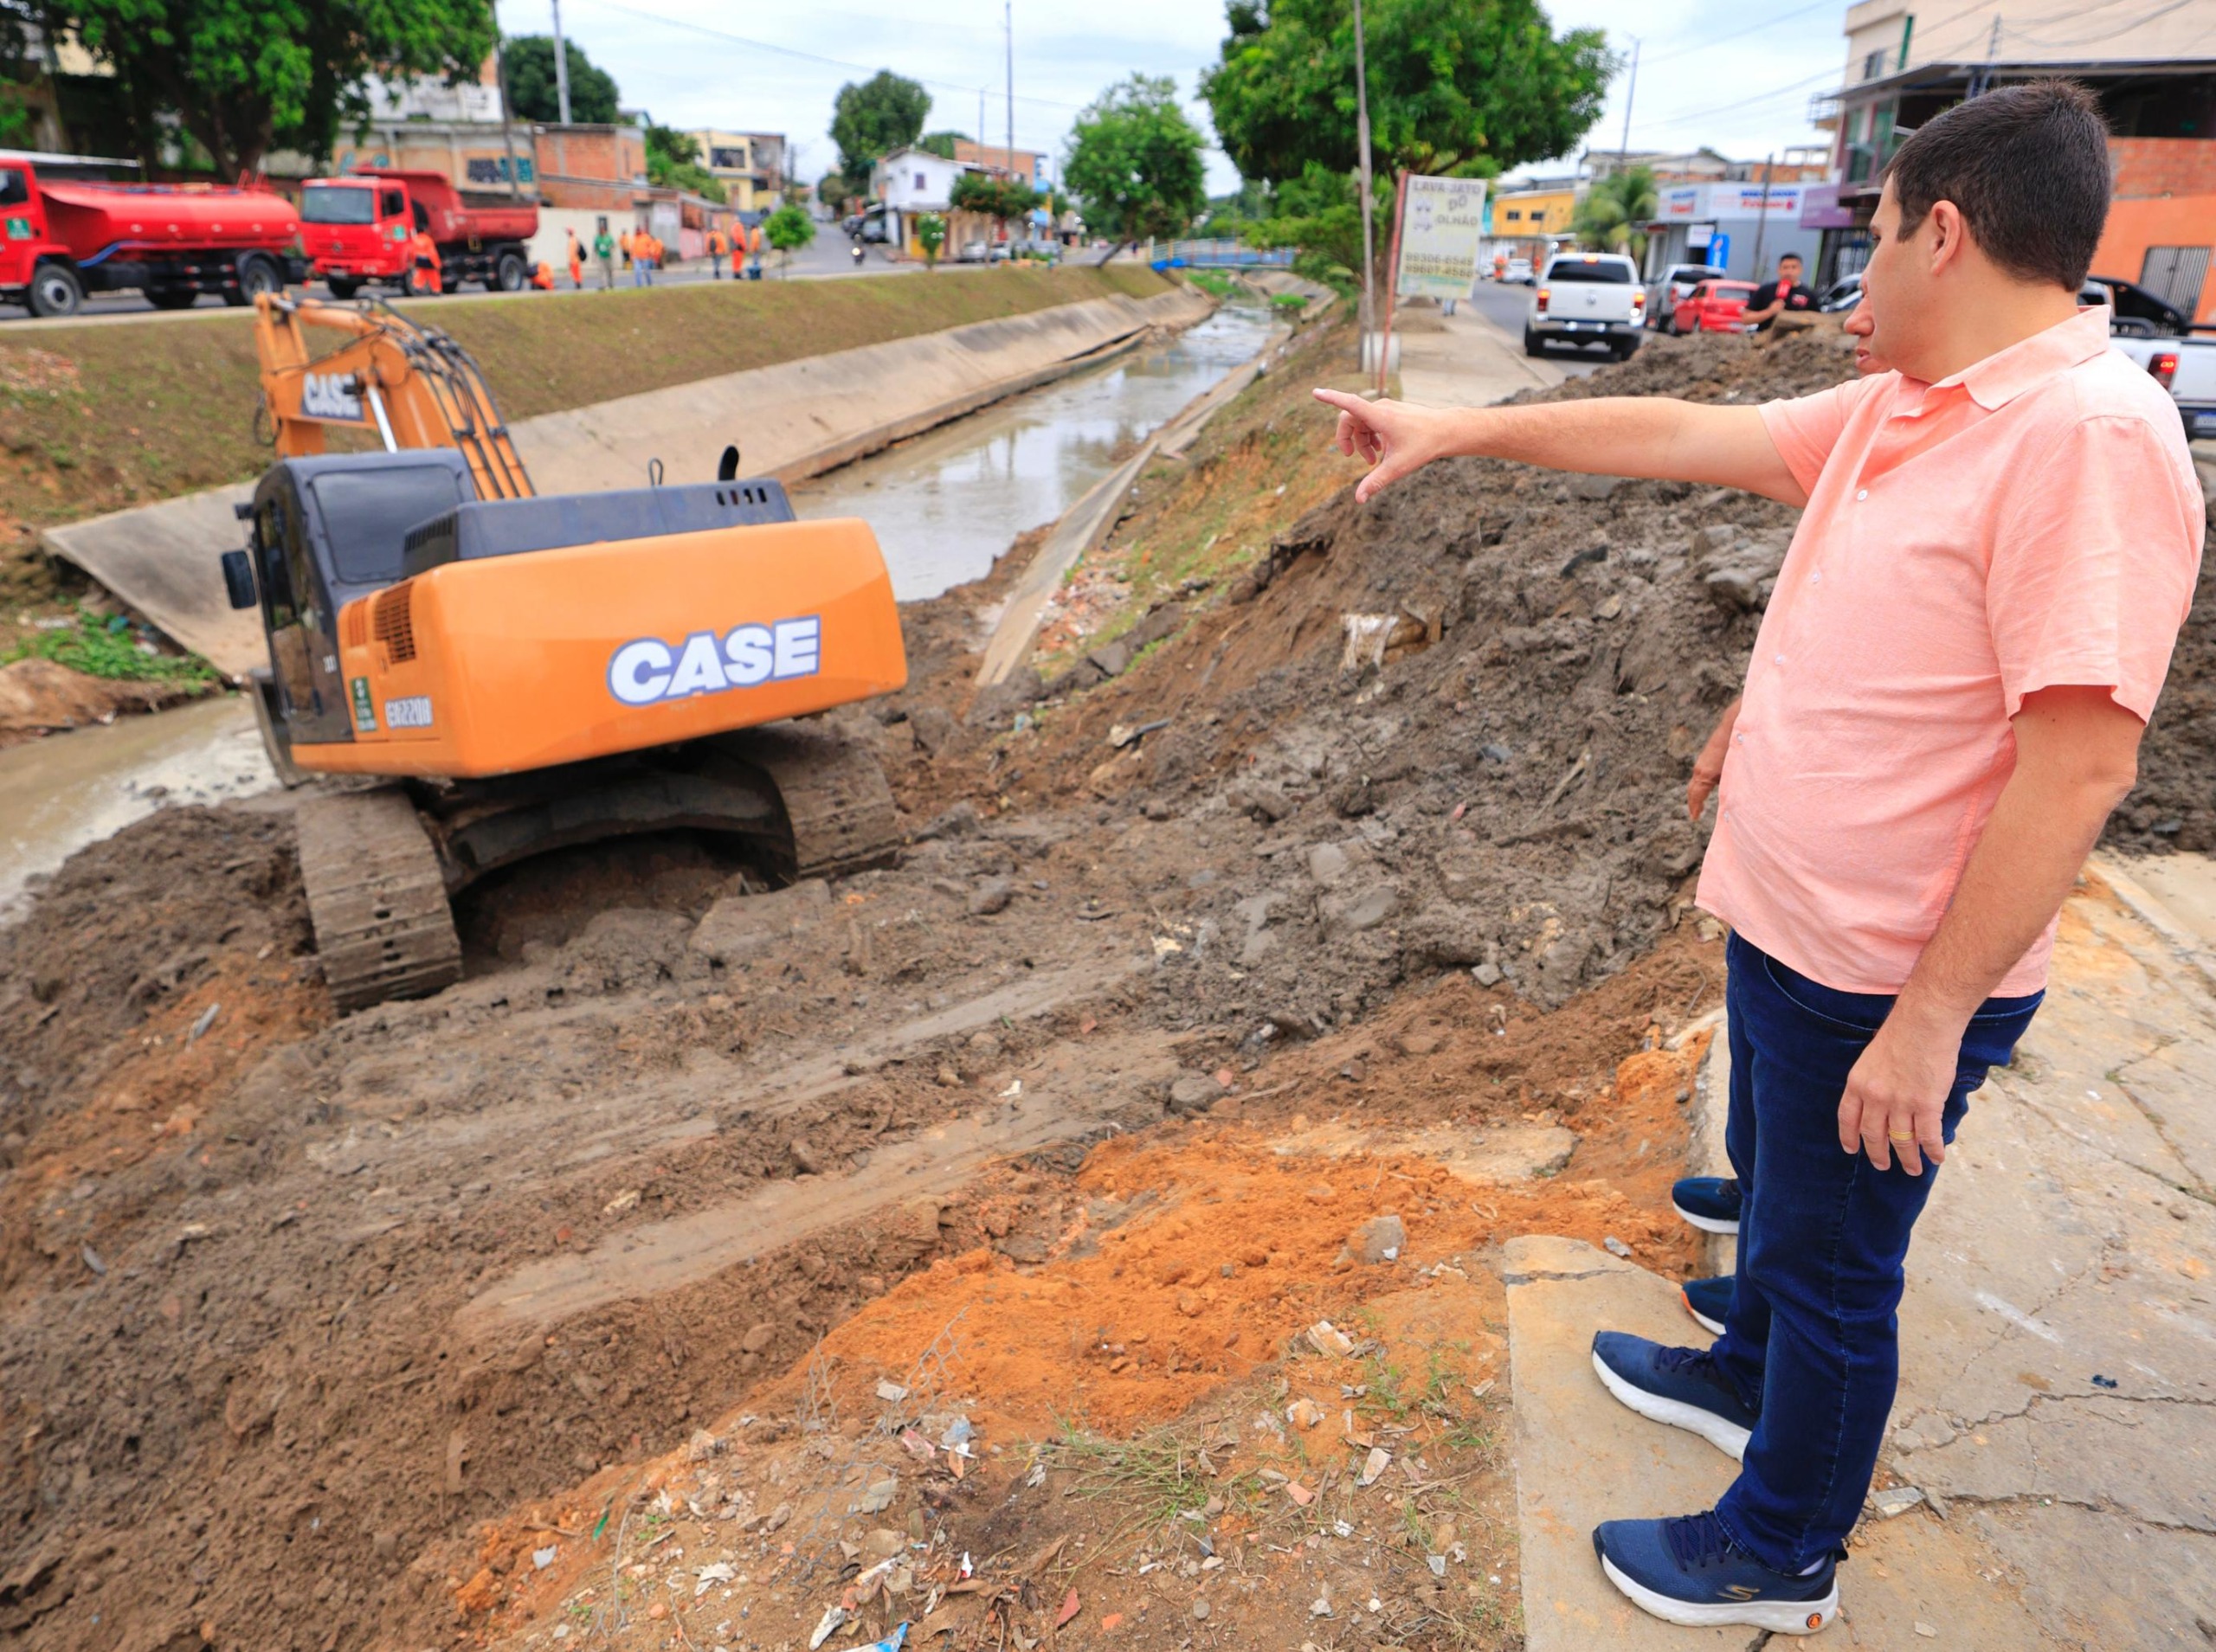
[1395, 175, 1489, 299]
[1799, 183, 1858, 230]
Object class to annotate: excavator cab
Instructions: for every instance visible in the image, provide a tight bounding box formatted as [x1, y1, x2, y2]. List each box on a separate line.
[232, 292, 908, 1013]
[225, 451, 480, 753]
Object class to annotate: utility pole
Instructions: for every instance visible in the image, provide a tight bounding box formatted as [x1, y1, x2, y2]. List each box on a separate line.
[1005, 0, 1015, 178]
[1353, 0, 1375, 344]
[1749, 151, 1775, 279]
[1617, 38, 1639, 170]
[551, 0, 572, 125]
[492, 33, 526, 199]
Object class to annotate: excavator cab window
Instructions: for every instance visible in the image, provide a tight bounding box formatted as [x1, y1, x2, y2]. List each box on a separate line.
[255, 496, 298, 626]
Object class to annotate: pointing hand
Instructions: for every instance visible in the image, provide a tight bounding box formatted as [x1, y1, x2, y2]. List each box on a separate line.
[1312, 389, 1450, 503]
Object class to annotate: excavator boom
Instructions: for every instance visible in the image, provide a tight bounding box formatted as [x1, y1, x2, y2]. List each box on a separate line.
[252, 292, 533, 502]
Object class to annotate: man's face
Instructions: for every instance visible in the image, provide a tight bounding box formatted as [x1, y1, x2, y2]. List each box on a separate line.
[1850, 180, 1936, 377]
[1777, 257, 1802, 289]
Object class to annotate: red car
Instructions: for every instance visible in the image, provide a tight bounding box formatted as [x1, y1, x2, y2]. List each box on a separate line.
[1672, 279, 1758, 335]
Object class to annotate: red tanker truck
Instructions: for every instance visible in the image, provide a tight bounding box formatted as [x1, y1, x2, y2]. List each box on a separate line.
[300, 169, 538, 297]
[0, 150, 305, 318]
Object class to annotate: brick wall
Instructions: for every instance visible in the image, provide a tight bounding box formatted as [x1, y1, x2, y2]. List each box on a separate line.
[2111, 138, 2216, 199]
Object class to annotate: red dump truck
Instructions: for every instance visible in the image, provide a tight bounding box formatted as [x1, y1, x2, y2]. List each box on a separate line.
[300, 169, 538, 297]
[0, 149, 304, 318]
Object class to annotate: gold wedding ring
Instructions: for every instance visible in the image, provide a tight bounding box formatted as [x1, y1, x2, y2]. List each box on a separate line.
[1887, 1131, 1915, 1142]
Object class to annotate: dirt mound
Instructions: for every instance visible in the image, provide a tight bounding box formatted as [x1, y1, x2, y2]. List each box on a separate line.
[0, 659, 214, 746]
[979, 327, 1846, 1033]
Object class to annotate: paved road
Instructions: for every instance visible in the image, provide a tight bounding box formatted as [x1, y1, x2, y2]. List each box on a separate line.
[1462, 280, 1614, 378]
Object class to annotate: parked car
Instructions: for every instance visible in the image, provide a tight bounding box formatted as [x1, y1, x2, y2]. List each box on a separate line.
[1817, 272, 1862, 313]
[1672, 279, 1759, 335]
[1524, 252, 1645, 358]
[1502, 256, 1534, 285]
[1647, 262, 1726, 331]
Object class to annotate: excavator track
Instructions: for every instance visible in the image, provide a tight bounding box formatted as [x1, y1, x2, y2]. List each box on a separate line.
[294, 788, 463, 1012]
[734, 722, 902, 879]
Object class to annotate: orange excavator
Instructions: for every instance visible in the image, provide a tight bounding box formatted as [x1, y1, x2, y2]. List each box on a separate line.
[227, 293, 908, 1009]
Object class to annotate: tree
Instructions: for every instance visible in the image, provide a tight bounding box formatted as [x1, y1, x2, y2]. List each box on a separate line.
[504, 35, 620, 125]
[1574, 164, 1657, 259]
[914, 211, 947, 268]
[646, 122, 725, 203]
[829, 69, 929, 191]
[950, 171, 1039, 247]
[50, 0, 498, 177]
[1203, 0, 1612, 184]
[1248, 162, 1391, 294]
[764, 201, 815, 277]
[1062, 74, 1206, 253]
[918, 130, 968, 161]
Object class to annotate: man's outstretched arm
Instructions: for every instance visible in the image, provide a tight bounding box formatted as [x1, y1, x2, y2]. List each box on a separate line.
[1312, 389, 1806, 507]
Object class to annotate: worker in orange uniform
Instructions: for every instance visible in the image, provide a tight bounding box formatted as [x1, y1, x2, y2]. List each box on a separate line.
[408, 228, 442, 296]
[565, 228, 583, 289]
[531, 260, 555, 290]
[618, 228, 634, 270]
[707, 225, 728, 280]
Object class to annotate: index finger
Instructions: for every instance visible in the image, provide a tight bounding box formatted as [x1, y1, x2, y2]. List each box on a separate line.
[1312, 388, 1370, 417]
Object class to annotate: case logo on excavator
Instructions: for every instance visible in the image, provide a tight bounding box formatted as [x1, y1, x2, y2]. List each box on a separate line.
[300, 372, 364, 422]
[608, 619, 821, 708]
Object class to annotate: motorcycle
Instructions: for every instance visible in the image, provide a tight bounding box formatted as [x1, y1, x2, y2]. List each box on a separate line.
[851, 241, 866, 267]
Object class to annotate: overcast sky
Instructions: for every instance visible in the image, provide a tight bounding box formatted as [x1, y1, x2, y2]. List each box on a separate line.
[496, 0, 1848, 194]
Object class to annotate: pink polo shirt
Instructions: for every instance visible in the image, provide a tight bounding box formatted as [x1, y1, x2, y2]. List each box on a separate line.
[1697, 306, 2204, 995]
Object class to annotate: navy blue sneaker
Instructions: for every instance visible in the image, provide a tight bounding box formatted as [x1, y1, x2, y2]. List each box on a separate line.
[1590, 1332, 1758, 1460]
[1594, 1511, 1839, 1634]
[1672, 1175, 1743, 1235]
[1682, 1275, 1733, 1336]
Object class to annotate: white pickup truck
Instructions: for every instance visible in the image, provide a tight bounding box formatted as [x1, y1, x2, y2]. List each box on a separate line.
[2109, 331, 2216, 440]
[1525, 251, 1645, 361]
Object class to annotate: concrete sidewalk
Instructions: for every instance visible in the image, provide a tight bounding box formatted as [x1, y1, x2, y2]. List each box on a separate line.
[1395, 303, 1564, 408]
[1509, 858, 2216, 1649]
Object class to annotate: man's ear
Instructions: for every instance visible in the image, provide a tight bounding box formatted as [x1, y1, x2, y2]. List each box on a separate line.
[1925, 200, 1972, 275]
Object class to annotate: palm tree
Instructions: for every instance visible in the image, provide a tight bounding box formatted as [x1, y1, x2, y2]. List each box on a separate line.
[1574, 166, 1659, 262]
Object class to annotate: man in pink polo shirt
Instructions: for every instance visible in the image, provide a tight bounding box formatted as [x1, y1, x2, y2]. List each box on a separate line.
[1316, 82, 2202, 1634]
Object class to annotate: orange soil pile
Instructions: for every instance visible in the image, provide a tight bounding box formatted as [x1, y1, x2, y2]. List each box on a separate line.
[768, 1046, 1704, 1440]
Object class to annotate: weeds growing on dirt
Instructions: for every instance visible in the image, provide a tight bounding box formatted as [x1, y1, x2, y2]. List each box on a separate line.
[2, 606, 216, 683]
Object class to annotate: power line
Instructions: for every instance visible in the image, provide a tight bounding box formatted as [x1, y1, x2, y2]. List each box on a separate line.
[1638, 0, 1839, 70]
[570, 0, 1090, 114]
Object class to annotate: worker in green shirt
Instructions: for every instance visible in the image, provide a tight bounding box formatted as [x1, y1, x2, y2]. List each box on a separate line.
[593, 224, 617, 291]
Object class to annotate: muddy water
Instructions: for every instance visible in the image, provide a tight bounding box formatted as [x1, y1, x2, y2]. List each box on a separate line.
[792, 301, 1282, 600]
[0, 693, 276, 918]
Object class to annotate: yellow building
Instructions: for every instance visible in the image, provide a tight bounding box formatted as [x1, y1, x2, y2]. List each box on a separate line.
[1491, 183, 1577, 239]
[688, 130, 785, 212]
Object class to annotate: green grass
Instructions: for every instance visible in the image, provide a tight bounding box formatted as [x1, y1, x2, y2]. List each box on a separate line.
[0, 263, 1172, 532]
[3, 606, 218, 683]
[1048, 1420, 1256, 1527]
[1183, 269, 1238, 299]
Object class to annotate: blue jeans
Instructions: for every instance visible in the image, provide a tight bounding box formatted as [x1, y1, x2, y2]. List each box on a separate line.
[1711, 934, 2039, 1572]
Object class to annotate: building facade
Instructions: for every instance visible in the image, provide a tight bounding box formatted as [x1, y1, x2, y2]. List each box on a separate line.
[1805, 0, 2216, 313]
[950, 139, 1047, 187]
[688, 130, 785, 212]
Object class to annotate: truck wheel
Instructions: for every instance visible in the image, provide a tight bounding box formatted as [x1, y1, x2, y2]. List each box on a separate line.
[494, 250, 526, 292]
[236, 254, 284, 302]
[325, 276, 360, 299]
[28, 263, 83, 318]
[1522, 327, 1543, 358]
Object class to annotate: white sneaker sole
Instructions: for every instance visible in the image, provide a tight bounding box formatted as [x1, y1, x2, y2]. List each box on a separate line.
[1683, 1294, 1727, 1336]
[1601, 1553, 1839, 1635]
[1591, 1349, 1751, 1462]
[1672, 1199, 1742, 1236]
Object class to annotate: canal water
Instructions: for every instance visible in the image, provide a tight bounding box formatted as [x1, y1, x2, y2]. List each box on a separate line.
[0, 300, 1279, 911]
[792, 300, 1281, 601]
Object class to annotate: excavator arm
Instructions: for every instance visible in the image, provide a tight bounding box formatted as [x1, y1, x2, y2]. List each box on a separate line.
[253, 292, 534, 501]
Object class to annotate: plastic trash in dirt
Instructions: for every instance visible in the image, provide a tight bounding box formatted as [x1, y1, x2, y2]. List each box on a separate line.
[1339, 610, 1432, 672]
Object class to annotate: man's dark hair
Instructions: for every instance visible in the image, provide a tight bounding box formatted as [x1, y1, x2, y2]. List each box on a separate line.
[1883, 80, 2110, 288]
[1777, 252, 1802, 265]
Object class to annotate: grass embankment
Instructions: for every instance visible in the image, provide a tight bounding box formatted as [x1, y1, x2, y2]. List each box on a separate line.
[0, 261, 1174, 665]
